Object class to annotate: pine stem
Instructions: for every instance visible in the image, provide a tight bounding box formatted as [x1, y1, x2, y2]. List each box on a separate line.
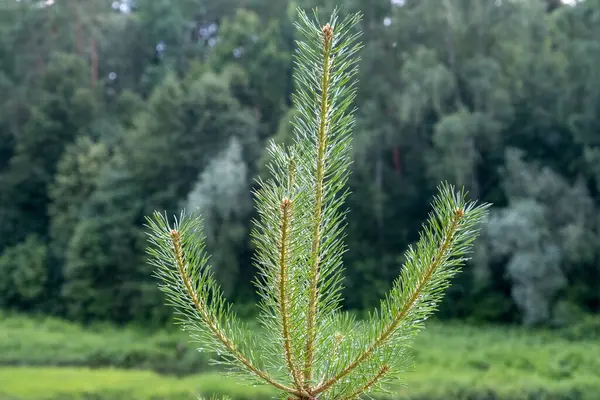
[314, 209, 464, 395]
[169, 230, 301, 396]
[279, 197, 305, 392]
[305, 22, 334, 385]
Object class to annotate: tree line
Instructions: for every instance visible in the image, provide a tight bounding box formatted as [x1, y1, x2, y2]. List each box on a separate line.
[0, 0, 598, 326]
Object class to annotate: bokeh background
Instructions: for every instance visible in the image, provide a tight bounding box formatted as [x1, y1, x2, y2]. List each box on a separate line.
[0, 0, 599, 399]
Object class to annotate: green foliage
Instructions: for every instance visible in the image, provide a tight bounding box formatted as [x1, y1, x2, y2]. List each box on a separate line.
[1, 0, 600, 331]
[49, 137, 110, 263]
[60, 65, 260, 322]
[483, 148, 596, 326]
[61, 151, 153, 323]
[126, 70, 259, 216]
[0, 236, 48, 310]
[207, 8, 292, 136]
[559, 314, 600, 341]
[147, 8, 488, 399]
[0, 53, 98, 250]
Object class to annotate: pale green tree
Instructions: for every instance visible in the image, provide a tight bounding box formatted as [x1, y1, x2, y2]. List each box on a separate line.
[485, 148, 595, 325]
[186, 137, 252, 297]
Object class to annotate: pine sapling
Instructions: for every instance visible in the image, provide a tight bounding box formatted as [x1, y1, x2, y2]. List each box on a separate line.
[146, 7, 489, 400]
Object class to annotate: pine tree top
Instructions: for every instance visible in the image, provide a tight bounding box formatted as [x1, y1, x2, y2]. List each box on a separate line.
[146, 7, 489, 400]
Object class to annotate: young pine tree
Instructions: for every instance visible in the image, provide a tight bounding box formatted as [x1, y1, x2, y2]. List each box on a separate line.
[146, 8, 489, 400]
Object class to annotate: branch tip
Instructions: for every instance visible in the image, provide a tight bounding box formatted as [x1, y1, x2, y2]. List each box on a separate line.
[334, 332, 343, 344]
[322, 23, 334, 42]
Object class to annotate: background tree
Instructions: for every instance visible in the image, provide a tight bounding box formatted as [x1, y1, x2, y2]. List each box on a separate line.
[0, 0, 599, 326]
[0, 235, 48, 311]
[186, 137, 253, 299]
[0, 53, 98, 251]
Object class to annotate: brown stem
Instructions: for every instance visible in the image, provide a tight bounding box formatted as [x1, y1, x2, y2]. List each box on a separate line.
[304, 22, 334, 385]
[279, 198, 305, 393]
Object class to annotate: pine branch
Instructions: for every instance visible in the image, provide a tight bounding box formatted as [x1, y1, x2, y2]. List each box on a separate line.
[146, 213, 302, 396]
[168, 229, 274, 388]
[290, 9, 363, 388]
[314, 185, 489, 395]
[251, 142, 310, 392]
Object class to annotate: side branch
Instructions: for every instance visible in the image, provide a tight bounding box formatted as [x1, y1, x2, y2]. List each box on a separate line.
[169, 230, 301, 396]
[340, 365, 390, 400]
[278, 198, 305, 392]
[315, 209, 464, 395]
[305, 21, 334, 384]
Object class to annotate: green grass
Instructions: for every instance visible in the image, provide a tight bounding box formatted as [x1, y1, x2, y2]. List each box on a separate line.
[0, 312, 209, 375]
[0, 368, 272, 400]
[1, 364, 599, 400]
[1, 313, 600, 399]
[399, 324, 600, 399]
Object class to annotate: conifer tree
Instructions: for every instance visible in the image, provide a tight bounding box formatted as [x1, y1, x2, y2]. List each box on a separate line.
[146, 8, 489, 399]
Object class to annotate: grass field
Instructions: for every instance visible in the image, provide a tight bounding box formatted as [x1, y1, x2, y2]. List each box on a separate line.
[0, 312, 210, 375]
[0, 368, 272, 400]
[1, 313, 600, 399]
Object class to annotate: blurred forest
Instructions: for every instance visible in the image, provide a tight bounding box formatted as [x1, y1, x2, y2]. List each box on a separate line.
[0, 0, 598, 328]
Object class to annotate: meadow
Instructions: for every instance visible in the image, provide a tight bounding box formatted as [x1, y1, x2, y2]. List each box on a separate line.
[1, 313, 599, 400]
